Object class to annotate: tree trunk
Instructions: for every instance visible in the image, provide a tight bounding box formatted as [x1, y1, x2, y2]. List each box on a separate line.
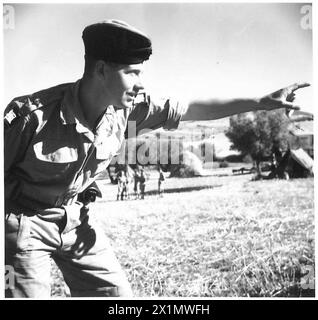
[255, 160, 262, 178]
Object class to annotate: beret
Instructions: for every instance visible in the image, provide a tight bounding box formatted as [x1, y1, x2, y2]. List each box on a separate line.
[82, 20, 152, 64]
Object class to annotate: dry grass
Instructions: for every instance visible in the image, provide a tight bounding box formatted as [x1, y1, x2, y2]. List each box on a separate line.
[51, 174, 314, 297]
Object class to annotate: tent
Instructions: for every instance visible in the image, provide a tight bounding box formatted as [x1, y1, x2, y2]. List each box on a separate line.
[290, 149, 313, 172]
[272, 148, 314, 179]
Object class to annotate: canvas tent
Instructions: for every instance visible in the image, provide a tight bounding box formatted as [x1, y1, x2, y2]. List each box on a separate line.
[272, 148, 314, 179]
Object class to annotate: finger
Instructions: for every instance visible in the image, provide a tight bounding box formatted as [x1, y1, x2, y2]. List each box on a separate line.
[286, 97, 295, 103]
[290, 82, 311, 93]
[281, 102, 300, 110]
[286, 93, 295, 102]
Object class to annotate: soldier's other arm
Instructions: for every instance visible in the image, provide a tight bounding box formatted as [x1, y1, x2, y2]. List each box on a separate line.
[181, 83, 310, 121]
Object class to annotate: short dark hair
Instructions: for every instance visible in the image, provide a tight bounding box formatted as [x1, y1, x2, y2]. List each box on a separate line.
[83, 55, 97, 76]
[83, 55, 126, 76]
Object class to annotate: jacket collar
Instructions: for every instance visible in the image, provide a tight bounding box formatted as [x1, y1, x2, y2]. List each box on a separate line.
[60, 79, 117, 142]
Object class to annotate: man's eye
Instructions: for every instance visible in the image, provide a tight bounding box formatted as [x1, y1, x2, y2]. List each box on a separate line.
[125, 71, 136, 76]
[126, 69, 142, 76]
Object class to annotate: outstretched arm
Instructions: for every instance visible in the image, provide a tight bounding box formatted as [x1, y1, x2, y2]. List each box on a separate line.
[181, 83, 310, 121]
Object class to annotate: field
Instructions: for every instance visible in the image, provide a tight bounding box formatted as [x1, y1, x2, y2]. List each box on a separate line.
[51, 172, 315, 297]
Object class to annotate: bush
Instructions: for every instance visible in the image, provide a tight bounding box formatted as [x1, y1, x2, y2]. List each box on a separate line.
[224, 154, 245, 163]
[170, 151, 205, 177]
[219, 160, 229, 168]
[243, 154, 253, 164]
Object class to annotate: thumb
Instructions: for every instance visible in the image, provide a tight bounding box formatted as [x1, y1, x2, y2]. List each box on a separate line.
[280, 102, 300, 110]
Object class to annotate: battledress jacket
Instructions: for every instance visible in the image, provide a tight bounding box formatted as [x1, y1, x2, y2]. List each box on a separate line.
[4, 80, 185, 211]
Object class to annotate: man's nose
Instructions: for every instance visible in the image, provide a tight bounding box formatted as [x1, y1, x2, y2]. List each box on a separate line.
[134, 77, 144, 92]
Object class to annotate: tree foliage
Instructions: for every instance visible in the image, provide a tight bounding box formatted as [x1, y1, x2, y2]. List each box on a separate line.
[225, 110, 290, 168]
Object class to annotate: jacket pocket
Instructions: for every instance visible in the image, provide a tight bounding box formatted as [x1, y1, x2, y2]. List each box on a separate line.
[30, 140, 78, 181]
[33, 140, 78, 163]
[5, 213, 31, 252]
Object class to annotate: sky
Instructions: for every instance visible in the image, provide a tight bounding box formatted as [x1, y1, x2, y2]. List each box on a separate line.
[3, 2, 313, 112]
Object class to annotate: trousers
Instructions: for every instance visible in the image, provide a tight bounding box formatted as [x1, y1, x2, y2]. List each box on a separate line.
[5, 201, 133, 298]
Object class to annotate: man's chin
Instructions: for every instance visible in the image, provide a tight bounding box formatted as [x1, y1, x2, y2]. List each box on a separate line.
[114, 102, 133, 110]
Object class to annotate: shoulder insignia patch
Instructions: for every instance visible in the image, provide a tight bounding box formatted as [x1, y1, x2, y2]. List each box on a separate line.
[4, 82, 72, 128]
[4, 97, 43, 128]
[4, 108, 17, 125]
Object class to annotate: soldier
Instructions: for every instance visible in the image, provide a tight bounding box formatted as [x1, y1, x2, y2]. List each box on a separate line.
[121, 170, 129, 200]
[158, 167, 165, 197]
[133, 167, 141, 199]
[116, 170, 125, 201]
[4, 19, 308, 298]
[125, 167, 134, 200]
[139, 168, 146, 200]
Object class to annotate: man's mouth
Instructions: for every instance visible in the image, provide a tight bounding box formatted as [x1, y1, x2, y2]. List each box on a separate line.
[133, 92, 147, 105]
[127, 96, 134, 103]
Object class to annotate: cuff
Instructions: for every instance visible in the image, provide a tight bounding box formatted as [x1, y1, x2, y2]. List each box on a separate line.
[62, 201, 85, 234]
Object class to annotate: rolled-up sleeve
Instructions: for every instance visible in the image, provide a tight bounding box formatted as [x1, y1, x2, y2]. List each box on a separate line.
[126, 96, 188, 137]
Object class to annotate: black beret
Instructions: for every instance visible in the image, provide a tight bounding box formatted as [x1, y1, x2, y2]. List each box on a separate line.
[82, 20, 152, 64]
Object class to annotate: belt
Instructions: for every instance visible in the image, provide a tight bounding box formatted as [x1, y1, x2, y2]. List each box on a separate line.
[5, 196, 90, 234]
[5, 197, 66, 222]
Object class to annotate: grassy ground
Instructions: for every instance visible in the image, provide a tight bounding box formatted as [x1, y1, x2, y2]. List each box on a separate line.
[51, 174, 315, 297]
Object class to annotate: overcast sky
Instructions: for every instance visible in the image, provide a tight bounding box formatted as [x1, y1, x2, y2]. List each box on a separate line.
[3, 2, 313, 112]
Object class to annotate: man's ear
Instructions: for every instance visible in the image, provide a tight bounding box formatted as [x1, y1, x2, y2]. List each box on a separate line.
[95, 60, 109, 80]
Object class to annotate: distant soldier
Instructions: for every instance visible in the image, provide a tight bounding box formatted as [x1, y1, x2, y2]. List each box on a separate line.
[116, 170, 125, 201]
[133, 168, 141, 199]
[139, 168, 146, 200]
[158, 167, 165, 197]
[267, 146, 289, 180]
[122, 170, 130, 200]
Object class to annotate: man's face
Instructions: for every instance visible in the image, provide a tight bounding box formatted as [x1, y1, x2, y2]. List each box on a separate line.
[104, 63, 145, 109]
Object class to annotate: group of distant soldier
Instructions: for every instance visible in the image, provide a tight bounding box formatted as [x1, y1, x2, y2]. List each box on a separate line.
[116, 167, 165, 201]
[116, 167, 146, 200]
